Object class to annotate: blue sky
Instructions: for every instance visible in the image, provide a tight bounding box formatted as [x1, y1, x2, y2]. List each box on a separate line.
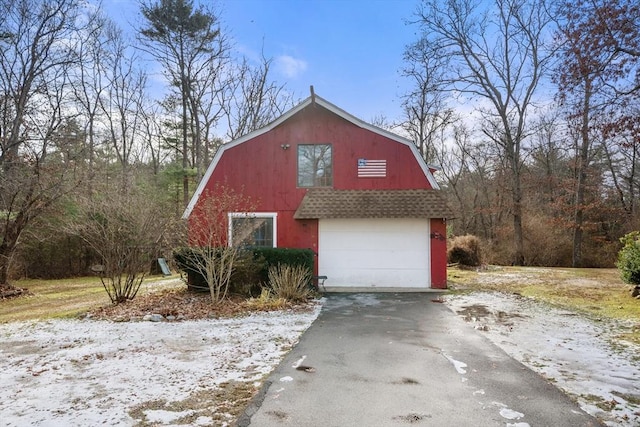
[103, 0, 421, 124]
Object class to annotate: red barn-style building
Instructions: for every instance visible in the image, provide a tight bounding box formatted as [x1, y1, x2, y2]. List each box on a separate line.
[183, 94, 453, 290]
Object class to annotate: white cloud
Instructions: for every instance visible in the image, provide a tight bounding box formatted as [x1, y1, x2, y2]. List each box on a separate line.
[275, 55, 308, 78]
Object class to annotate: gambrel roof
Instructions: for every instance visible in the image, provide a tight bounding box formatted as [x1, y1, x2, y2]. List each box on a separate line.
[183, 94, 440, 219]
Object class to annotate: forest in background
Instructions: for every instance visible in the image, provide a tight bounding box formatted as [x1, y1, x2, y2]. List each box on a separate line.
[1, 0, 639, 285]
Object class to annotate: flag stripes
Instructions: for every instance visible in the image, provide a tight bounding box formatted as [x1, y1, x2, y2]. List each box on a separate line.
[357, 159, 386, 178]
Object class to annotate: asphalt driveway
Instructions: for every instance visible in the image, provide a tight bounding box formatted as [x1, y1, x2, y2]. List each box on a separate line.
[238, 293, 604, 426]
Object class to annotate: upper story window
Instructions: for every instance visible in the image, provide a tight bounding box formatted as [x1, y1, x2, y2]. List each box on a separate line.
[297, 144, 332, 187]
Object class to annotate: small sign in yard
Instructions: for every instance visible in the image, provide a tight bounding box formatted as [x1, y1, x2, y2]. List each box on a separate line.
[157, 258, 171, 276]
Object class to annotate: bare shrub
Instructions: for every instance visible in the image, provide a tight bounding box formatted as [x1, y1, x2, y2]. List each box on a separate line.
[523, 215, 572, 266]
[185, 185, 255, 304]
[583, 238, 618, 268]
[244, 288, 288, 311]
[447, 235, 483, 267]
[66, 190, 171, 304]
[267, 264, 313, 302]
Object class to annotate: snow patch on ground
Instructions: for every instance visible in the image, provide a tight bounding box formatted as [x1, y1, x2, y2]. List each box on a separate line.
[443, 352, 468, 374]
[445, 292, 640, 427]
[0, 305, 321, 426]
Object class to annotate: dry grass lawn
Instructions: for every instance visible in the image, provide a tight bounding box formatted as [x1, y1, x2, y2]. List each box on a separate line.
[448, 266, 640, 344]
[0, 275, 183, 323]
[3, 267, 639, 333]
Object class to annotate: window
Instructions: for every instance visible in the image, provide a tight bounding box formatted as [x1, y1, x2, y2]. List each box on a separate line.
[228, 213, 277, 248]
[297, 144, 332, 187]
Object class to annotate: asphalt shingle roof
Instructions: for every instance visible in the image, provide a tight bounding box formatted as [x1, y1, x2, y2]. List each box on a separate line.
[293, 189, 453, 219]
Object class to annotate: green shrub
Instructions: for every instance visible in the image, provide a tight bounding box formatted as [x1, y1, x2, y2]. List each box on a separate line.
[252, 247, 314, 281]
[229, 252, 266, 297]
[447, 235, 483, 267]
[268, 264, 313, 302]
[173, 247, 209, 292]
[174, 247, 257, 295]
[616, 231, 640, 285]
[173, 247, 314, 296]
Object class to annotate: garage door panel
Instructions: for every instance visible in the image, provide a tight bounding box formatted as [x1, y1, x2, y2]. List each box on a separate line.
[324, 249, 426, 268]
[318, 218, 430, 288]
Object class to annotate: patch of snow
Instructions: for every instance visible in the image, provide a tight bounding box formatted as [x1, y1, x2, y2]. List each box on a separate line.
[445, 292, 640, 427]
[279, 376, 294, 382]
[144, 409, 194, 423]
[475, 272, 545, 286]
[443, 352, 468, 374]
[0, 304, 321, 426]
[194, 416, 214, 426]
[292, 354, 306, 368]
[500, 407, 525, 420]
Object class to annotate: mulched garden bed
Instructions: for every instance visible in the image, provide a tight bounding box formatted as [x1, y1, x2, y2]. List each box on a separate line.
[88, 288, 312, 322]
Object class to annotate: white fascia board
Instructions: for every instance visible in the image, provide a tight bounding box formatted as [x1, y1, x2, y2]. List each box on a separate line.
[182, 145, 223, 219]
[182, 99, 316, 219]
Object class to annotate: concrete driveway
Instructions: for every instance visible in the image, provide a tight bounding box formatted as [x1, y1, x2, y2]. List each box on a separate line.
[237, 293, 604, 426]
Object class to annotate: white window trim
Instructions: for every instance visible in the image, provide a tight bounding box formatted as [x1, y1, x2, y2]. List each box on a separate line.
[228, 212, 278, 248]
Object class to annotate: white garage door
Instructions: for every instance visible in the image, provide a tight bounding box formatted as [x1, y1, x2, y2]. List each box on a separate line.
[318, 218, 431, 289]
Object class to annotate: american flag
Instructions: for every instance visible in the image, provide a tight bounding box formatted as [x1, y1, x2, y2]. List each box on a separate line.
[357, 159, 387, 178]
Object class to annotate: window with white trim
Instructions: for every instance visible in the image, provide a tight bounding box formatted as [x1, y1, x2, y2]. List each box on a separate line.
[228, 213, 277, 248]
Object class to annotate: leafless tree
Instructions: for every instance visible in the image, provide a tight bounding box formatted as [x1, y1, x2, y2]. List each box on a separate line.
[185, 30, 231, 179]
[99, 22, 147, 188]
[140, 101, 169, 176]
[71, 10, 111, 196]
[528, 110, 568, 206]
[601, 116, 640, 218]
[181, 184, 255, 304]
[434, 123, 475, 233]
[0, 0, 96, 287]
[221, 53, 294, 141]
[413, 0, 555, 265]
[67, 189, 171, 304]
[401, 37, 455, 164]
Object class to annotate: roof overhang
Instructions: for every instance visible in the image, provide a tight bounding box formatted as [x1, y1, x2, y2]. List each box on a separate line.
[294, 189, 453, 219]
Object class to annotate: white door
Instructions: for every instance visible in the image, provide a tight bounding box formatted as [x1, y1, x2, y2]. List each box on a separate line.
[318, 218, 430, 288]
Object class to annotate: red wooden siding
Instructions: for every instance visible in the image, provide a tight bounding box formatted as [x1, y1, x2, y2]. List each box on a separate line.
[205, 106, 431, 194]
[429, 218, 448, 289]
[193, 101, 447, 284]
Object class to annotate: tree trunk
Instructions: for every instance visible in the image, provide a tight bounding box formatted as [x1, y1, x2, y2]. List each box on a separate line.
[512, 181, 525, 266]
[182, 80, 190, 209]
[0, 250, 10, 285]
[573, 81, 592, 268]
[506, 133, 525, 266]
[0, 217, 23, 285]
